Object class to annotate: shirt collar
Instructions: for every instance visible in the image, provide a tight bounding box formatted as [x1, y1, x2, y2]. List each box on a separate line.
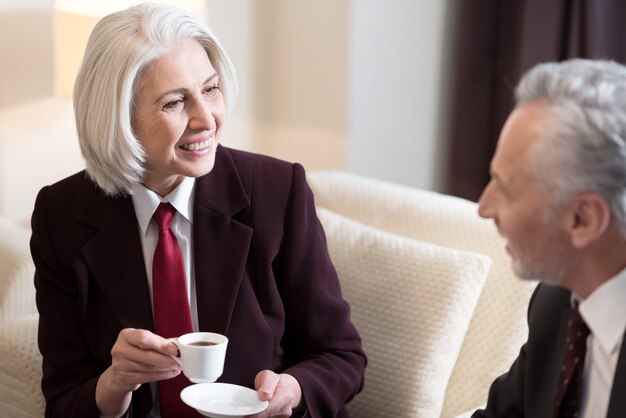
[578, 267, 626, 355]
[130, 177, 196, 236]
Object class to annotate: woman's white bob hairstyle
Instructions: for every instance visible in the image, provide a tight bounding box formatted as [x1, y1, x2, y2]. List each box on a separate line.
[73, 2, 238, 196]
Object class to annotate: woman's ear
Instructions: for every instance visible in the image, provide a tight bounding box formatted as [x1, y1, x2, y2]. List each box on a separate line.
[568, 193, 611, 249]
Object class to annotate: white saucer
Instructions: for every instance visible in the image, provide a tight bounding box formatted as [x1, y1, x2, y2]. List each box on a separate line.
[181, 382, 269, 418]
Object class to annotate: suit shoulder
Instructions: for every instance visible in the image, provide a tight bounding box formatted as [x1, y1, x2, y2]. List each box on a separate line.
[40, 170, 96, 199]
[528, 284, 571, 323]
[44, 170, 91, 192]
[221, 146, 296, 172]
[531, 284, 570, 306]
[221, 146, 306, 188]
[219, 147, 312, 214]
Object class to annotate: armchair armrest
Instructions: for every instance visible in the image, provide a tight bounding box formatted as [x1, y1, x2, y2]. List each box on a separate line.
[0, 314, 45, 417]
[0, 216, 37, 323]
[455, 406, 483, 417]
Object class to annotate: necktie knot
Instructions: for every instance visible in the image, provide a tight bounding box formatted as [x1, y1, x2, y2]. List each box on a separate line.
[153, 202, 176, 232]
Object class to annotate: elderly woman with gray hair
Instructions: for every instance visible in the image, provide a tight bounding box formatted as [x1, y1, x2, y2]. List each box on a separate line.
[30, 3, 365, 418]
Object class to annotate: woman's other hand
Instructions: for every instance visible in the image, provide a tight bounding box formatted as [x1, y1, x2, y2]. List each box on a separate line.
[249, 370, 303, 418]
[96, 328, 181, 418]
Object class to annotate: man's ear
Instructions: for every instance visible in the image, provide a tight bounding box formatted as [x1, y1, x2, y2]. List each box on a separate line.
[568, 193, 611, 249]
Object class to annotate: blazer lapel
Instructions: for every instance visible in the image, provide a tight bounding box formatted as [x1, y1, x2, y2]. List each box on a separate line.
[78, 185, 153, 331]
[193, 147, 253, 334]
[75, 146, 254, 337]
[531, 305, 571, 417]
[607, 326, 626, 417]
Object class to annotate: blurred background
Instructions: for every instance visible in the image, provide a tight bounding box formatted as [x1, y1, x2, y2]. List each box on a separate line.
[1, 0, 624, 223]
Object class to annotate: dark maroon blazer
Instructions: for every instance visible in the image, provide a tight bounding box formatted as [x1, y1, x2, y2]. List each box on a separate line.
[31, 146, 366, 418]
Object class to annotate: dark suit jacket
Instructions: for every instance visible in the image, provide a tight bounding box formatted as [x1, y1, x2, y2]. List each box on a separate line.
[31, 146, 366, 418]
[473, 283, 626, 418]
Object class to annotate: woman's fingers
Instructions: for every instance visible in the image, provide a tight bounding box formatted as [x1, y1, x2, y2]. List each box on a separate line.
[255, 370, 281, 401]
[109, 328, 182, 389]
[250, 371, 303, 418]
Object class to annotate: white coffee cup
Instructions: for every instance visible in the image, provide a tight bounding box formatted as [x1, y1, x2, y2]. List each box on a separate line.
[170, 332, 228, 383]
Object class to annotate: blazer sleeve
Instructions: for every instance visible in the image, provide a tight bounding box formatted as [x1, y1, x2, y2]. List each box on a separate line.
[471, 286, 544, 418]
[273, 163, 366, 417]
[30, 186, 103, 417]
[471, 347, 527, 418]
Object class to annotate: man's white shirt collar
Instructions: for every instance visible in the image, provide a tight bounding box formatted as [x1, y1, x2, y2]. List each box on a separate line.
[578, 267, 626, 356]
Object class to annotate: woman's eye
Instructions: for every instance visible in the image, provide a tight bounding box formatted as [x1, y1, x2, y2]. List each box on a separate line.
[163, 99, 184, 110]
[204, 85, 219, 95]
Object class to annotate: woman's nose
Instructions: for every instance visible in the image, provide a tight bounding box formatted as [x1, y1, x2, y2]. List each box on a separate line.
[189, 99, 213, 131]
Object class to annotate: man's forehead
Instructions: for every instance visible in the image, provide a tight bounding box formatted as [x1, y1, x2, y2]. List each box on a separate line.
[491, 102, 551, 187]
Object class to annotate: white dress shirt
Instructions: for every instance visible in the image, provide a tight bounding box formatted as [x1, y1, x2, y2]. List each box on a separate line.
[130, 176, 199, 331]
[578, 267, 626, 418]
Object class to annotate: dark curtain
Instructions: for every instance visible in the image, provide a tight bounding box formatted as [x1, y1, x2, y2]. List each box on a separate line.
[446, 0, 626, 201]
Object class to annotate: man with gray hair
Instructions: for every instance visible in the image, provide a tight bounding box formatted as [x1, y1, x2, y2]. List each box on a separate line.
[473, 59, 626, 417]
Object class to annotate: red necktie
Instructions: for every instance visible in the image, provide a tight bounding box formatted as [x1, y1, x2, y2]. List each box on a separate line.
[553, 305, 590, 418]
[152, 202, 199, 417]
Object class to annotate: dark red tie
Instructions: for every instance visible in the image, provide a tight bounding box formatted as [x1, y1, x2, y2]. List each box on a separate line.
[152, 203, 199, 417]
[553, 305, 590, 418]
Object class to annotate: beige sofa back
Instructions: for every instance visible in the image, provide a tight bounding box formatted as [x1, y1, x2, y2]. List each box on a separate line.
[307, 170, 537, 417]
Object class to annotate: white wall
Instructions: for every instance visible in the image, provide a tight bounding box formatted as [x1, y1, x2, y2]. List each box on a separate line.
[0, 0, 54, 110]
[347, 0, 458, 190]
[210, 0, 458, 190]
[206, 0, 350, 170]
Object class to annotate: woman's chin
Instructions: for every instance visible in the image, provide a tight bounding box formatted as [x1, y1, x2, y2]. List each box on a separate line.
[186, 152, 218, 177]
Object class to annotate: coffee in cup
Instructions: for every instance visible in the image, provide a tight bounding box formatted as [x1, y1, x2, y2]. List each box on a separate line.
[188, 341, 217, 347]
[170, 332, 228, 383]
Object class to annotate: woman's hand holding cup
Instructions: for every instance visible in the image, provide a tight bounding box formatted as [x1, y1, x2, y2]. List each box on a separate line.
[96, 328, 184, 417]
[109, 328, 183, 390]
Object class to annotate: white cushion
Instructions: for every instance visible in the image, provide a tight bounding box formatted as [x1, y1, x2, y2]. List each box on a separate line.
[317, 208, 490, 417]
[0, 315, 44, 417]
[309, 171, 538, 417]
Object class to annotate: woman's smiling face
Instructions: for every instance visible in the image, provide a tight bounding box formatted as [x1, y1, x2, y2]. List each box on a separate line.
[132, 39, 226, 197]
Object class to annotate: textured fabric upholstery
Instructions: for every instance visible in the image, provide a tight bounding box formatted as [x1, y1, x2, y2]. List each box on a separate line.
[0, 216, 36, 323]
[0, 217, 43, 416]
[308, 171, 538, 417]
[0, 315, 44, 417]
[317, 208, 489, 417]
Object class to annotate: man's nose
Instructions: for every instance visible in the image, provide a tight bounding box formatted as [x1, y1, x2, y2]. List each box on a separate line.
[477, 181, 495, 219]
